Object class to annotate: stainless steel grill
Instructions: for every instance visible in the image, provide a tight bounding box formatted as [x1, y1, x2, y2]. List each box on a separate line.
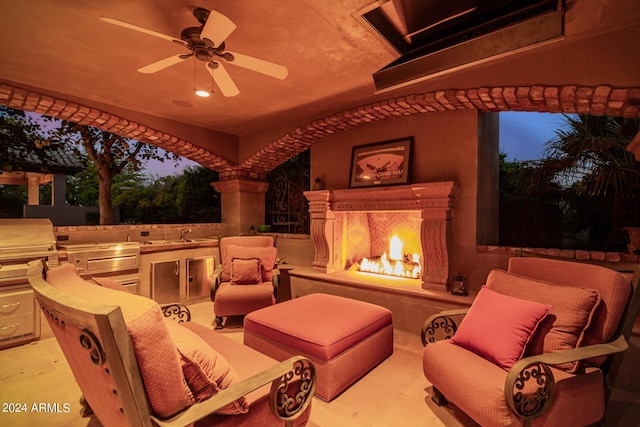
[58, 241, 140, 293]
[0, 219, 59, 349]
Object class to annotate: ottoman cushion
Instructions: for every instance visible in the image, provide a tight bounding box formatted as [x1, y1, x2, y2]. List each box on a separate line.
[244, 293, 392, 360]
[244, 293, 393, 401]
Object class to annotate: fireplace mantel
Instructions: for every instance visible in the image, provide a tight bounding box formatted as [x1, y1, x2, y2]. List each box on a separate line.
[304, 182, 456, 290]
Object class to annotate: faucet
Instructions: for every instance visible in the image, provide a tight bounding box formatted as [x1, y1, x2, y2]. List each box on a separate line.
[180, 228, 192, 241]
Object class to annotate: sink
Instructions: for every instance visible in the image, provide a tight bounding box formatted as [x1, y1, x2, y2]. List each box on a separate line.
[143, 238, 217, 245]
[143, 240, 174, 245]
[185, 237, 217, 243]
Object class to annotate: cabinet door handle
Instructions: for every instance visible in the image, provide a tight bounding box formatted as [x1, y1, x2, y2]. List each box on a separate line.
[0, 323, 20, 335]
[0, 302, 20, 314]
[175, 261, 179, 276]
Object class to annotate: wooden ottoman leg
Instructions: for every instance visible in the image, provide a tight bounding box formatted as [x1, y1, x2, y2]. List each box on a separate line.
[432, 386, 449, 406]
[214, 316, 224, 330]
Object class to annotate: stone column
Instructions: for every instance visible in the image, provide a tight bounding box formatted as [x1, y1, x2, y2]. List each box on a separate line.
[213, 179, 269, 236]
[304, 190, 333, 270]
[420, 211, 451, 291]
[411, 182, 456, 291]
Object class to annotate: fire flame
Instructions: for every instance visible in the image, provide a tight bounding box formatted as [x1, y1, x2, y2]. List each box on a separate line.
[359, 235, 421, 278]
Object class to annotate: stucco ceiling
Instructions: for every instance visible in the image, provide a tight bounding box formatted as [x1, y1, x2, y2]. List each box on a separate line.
[0, 1, 639, 170]
[0, 0, 397, 137]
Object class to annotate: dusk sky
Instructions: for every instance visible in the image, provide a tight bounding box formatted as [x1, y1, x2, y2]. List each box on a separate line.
[146, 111, 571, 177]
[499, 111, 570, 161]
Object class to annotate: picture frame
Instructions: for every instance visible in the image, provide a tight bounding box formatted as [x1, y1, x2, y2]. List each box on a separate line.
[349, 137, 413, 188]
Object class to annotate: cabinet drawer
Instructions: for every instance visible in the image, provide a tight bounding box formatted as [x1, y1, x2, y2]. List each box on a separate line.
[0, 312, 35, 340]
[0, 289, 35, 317]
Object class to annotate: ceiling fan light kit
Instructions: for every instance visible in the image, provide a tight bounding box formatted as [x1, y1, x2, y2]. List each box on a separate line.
[100, 7, 287, 97]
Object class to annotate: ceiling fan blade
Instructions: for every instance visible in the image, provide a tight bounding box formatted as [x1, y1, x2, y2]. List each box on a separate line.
[207, 63, 239, 97]
[200, 10, 237, 47]
[225, 51, 288, 79]
[138, 55, 186, 74]
[99, 17, 181, 43]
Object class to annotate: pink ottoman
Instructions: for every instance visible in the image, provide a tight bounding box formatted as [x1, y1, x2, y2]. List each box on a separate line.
[244, 293, 393, 401]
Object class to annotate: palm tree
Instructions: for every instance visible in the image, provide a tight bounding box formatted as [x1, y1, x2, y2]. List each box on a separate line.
[528, 114, 640, 250]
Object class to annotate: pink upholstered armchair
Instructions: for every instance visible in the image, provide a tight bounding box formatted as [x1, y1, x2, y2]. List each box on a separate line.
[211, 236, 278, 329]
[421, 255, 640, 427]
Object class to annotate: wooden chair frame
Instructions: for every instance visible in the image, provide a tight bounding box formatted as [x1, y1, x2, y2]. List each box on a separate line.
[28, 259, 315, 427]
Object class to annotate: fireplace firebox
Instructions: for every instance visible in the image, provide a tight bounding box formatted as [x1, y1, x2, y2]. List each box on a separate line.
[304, 182, 456, 290]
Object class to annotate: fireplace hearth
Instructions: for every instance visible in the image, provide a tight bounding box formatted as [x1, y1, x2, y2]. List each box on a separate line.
[304, 182, 456, 290]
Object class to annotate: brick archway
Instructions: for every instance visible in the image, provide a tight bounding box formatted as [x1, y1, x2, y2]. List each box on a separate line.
[2, 83, 639, 179]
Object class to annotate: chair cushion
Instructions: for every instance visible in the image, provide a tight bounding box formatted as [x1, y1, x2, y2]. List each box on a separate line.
[45, 263, 193, 418]
[486, 269, 601, 372]
[244, 293, 392, 361]
[181, 322, 312, 427]
[222, 245, 277, 282]
[423, 340, 606, 426]
[213, 281, 275, 317]
[450, 286, 550, 370]
[507, 257, 631, 354]
[231, 258, 263, 285]
[164, 320, 248, 415]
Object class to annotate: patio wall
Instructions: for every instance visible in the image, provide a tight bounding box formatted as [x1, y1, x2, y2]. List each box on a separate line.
[310, 108, 504, 291]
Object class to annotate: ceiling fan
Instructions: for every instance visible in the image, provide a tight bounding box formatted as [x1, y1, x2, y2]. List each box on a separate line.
[99, 7, 288, 97]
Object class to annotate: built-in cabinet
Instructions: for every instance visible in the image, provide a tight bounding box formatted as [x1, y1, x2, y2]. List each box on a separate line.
[140, 246, 218, 304]
[151, 260, 180, 304]
[0, 287, 40, 349]
[186, 257, 214, 302]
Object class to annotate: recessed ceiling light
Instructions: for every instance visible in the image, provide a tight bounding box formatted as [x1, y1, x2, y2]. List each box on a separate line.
[195, 90, 210, 97]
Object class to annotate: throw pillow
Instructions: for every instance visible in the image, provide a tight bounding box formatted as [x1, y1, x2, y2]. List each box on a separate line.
[450, 286, 550, 370]
[45, 263, 193, 418]
[486, 269, 600, 372]
[231, 258, 262, 285]
[164, 320, 248, 415]
[222, 245, 277, 282]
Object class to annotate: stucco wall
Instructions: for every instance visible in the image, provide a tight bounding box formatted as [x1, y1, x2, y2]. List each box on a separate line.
[310, 108, 504, 290]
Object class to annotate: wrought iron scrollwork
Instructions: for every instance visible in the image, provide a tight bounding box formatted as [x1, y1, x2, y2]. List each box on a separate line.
[266, 150, 310, 234]
[79, 329, 105, 366]
[421, 315, 458, 346]
[270, 358, 316, 421]
[510, 362, 555, 419]
[161, 304, 191, 323]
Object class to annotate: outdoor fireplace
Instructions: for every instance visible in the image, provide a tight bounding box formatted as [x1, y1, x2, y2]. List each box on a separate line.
[359, 235, 422, 278]
[304, 181, 456, 290]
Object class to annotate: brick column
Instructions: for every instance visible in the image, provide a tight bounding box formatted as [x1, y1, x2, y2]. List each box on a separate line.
[213, 179, 269, 236]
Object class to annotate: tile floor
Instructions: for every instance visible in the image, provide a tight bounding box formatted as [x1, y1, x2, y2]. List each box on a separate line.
[1, 301, 639, 426]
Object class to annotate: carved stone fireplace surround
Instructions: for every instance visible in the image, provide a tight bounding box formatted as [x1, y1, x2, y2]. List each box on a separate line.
[304, 181, 456, 291]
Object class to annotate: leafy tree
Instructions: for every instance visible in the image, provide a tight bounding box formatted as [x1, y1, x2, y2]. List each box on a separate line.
[66, 154, 148, 207]
[0, 106, 48, 171]
[527, 114, 640, 249]
[498, 153, 563, 247]
[44, 119, 180, 224]
[174, 166, 221, 222]
[114, 166, 220, 224]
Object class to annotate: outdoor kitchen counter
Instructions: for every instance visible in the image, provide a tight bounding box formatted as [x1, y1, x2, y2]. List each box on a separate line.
[138, 239, 218, 254]
[55, 239, 218, 261]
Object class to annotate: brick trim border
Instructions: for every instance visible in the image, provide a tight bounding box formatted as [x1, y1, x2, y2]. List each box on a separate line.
[2, 83, 639, 181]
[477, 245, 640, 264]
